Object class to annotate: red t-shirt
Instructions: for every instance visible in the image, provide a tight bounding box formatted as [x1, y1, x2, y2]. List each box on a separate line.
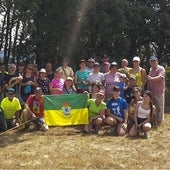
[26, 95, 44, 118]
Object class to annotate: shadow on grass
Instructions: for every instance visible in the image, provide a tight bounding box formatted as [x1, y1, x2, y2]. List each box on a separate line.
[0, 131, 28, 148]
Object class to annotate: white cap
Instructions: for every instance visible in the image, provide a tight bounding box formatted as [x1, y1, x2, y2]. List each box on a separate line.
[39, 68, 46, 73]
[133, 56, 140, 62]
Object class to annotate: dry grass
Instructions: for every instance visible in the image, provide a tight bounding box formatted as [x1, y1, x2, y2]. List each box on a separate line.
[0, 110, 170, 169]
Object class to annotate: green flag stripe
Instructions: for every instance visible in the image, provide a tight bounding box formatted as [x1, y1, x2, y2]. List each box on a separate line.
[43, 93, 88, 110]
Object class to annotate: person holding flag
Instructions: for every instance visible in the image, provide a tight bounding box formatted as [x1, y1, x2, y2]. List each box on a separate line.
[21, 87, 48, 131]
[84, 90, 106, 133]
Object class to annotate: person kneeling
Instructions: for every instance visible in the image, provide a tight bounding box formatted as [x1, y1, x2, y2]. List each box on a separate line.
[21, 87, 48, 131]
[0, 88, 21, 131]
[128, 91, 156, 138]
[105, 86, 128, 136]
[84, 90, 106, 133]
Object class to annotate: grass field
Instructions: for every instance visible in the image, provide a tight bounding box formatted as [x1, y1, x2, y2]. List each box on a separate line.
[0, 109, 170, 169]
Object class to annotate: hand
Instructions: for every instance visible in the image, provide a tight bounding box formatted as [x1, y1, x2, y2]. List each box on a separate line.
[135, 124, 138, 130]
[147, 75, 152, 81]
[138, 123, 143, 129]
[27, 81, 33, 85]
[122, 123, 127, 129]
[31, 113, 36, 119]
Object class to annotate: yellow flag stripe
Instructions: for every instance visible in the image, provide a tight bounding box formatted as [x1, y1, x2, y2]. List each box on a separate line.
[45, 108, 88, 126]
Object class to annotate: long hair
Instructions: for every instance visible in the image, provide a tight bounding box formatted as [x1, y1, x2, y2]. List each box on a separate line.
[143, 90, 154, 121]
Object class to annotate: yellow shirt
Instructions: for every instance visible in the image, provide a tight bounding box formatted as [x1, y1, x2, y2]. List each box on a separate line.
[129, 69, 142, 87]
[1, 97, 21, 119]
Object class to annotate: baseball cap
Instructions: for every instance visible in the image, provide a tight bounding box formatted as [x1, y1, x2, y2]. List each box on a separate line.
[133, 56, 140, 62]
[129, 75, 137, 80]
[93, 62, 100, 67]
[39, 68, 46, 73]
[104, 62, 110, 65]
[8, 88, 15, 93]
[110, 62, 118, 66]
[66, 77, 73, 81]
[113, 86, 120, 91]
[34, 87, 43, 92]
[149, 56, 158, 61]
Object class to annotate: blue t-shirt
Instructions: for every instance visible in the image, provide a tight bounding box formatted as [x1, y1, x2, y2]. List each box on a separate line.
[107, 97, 128, 120]
[117, 81, 125, 98]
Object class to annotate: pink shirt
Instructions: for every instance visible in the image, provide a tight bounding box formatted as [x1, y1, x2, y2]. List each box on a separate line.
[149, 65, 165, 95]
[50, 78, 64, 94]
[105, 72, 122, 94]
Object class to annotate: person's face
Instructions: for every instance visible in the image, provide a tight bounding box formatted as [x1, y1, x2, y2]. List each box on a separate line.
[80, 62, 87, 68]
[45, 63, 52, 71]
[62, 59, 69, 66]
[92, 85, 100, 93]
[133, 60, 140, 66]
[55, 71, 63, 78]
[65, 80, 73, 87]
[88, 60, 95, 68]
[35, 90, 43, 97]
[18, 66, 25, 73]
[26, 66, 33, 73]
[0, 65, 6, 71]
[110, 66, 118, 72]
[121, 60, 128, 67]
[8, 92, 15, 100]
[39, 72, 46, 78]
[8, 64, 16, 74]
[104, 64, 110, 72]
[133, 89, 141, 97]
[96, 93, 104, 100]
[149, 60, 158, 67]
[129, 79, 137, 86]
[112, 90, 120, 98]
[143, 94, 151, 103]
[33, 66, 38, 72]
[93, 66, 100, 71]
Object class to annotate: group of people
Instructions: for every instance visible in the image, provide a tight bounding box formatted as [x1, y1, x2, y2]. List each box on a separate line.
[0, 55, 166, 138]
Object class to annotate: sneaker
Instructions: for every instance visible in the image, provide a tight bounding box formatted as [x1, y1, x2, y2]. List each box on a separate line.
[98, 129, 105, 135]
[144, 132, 149, 139]
[39, 124, 49, 131]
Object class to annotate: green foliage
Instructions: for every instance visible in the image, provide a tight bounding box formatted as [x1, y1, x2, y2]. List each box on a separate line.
[0, 0, 169, 68]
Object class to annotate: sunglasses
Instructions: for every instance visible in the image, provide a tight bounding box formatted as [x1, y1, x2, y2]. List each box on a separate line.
[133, 91, 139, 94]
[88, 61, 94, 63]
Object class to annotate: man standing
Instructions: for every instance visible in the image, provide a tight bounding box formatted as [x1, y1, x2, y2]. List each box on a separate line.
[147, 56, 166, 125]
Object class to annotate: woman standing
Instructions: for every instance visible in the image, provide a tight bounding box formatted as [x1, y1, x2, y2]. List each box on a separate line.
[20, 64, 37, 102]
[37, 68, 50, 95]
[129, 56, 146, 90]
[104, 62, 123, 101]
[57, 57, 74, 80]
[75, 59, 90, 93]
[128, 91, 156, 138]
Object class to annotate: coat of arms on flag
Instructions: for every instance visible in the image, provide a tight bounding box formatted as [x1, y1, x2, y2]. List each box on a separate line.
[43, 94, 88, 126]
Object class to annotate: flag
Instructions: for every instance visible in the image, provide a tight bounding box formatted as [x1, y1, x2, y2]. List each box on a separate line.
[43, 94, 88, 126]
